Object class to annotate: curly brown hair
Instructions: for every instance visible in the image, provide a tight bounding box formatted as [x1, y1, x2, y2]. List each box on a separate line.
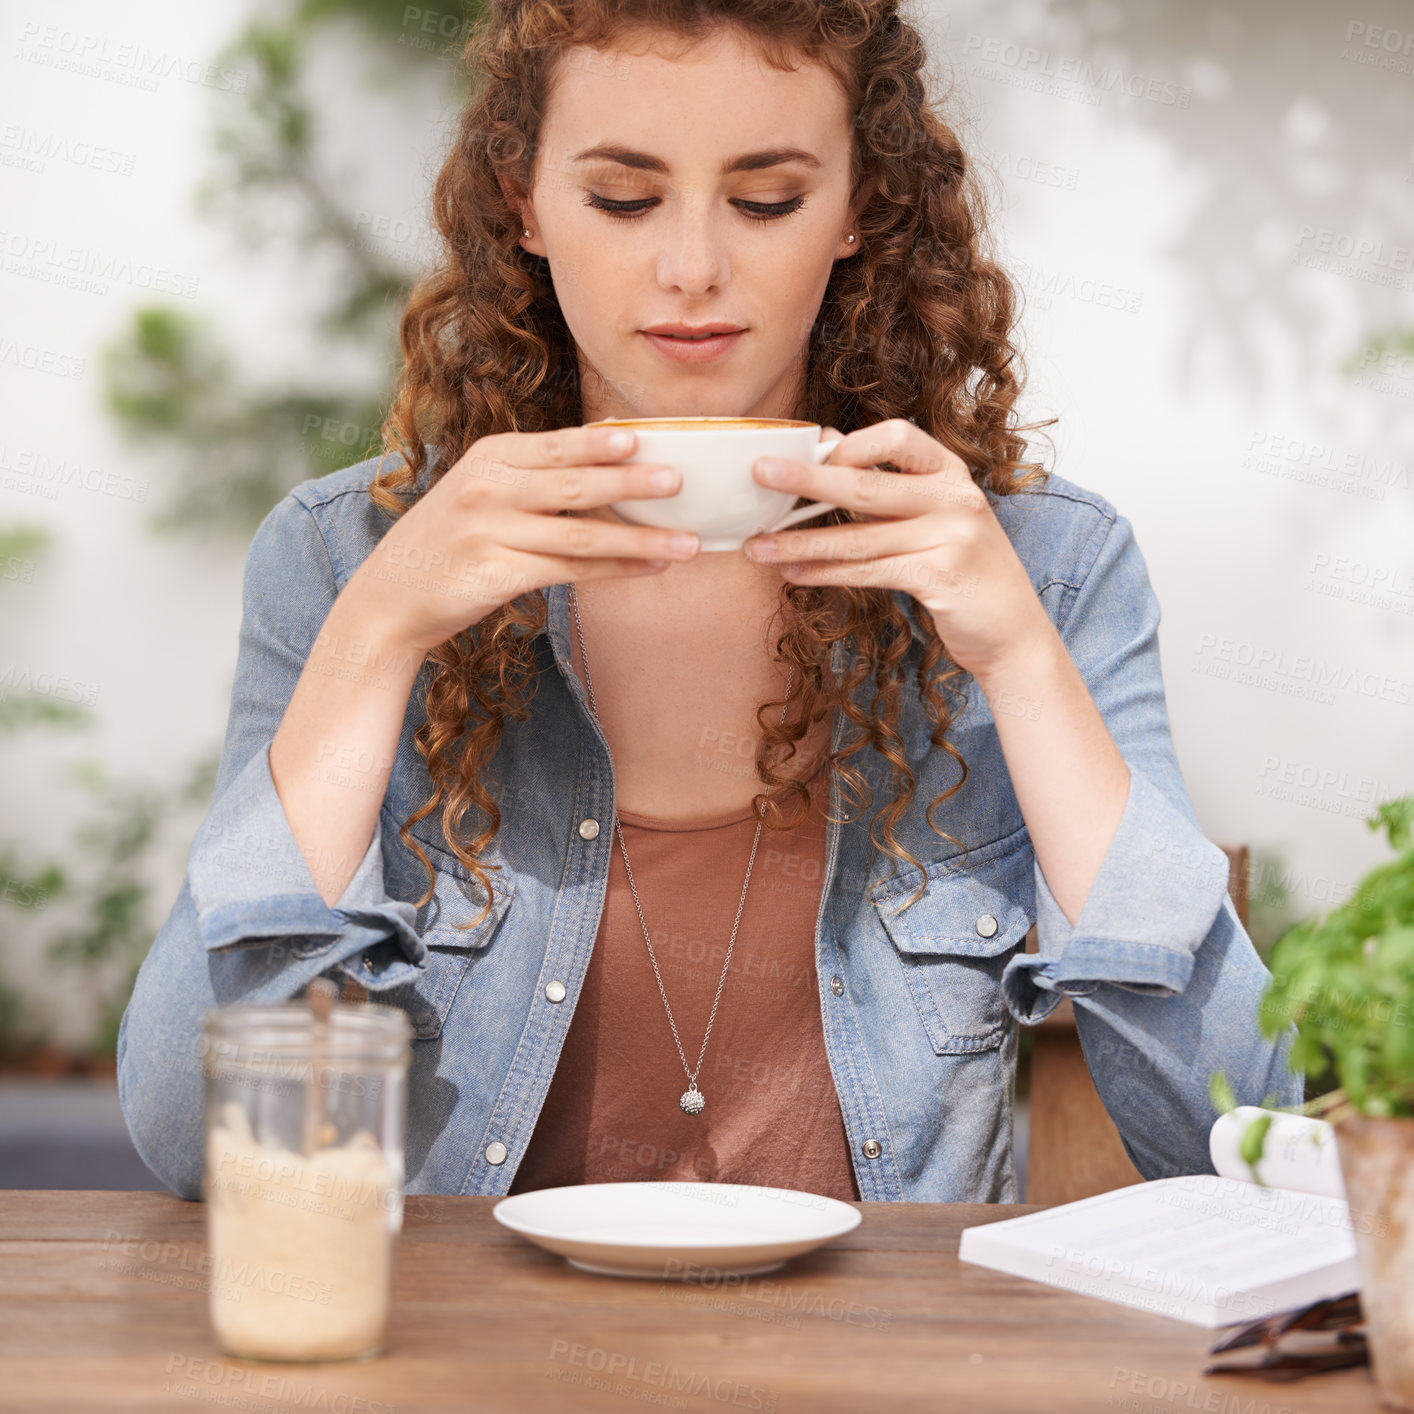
[369, 0, 1052, 927]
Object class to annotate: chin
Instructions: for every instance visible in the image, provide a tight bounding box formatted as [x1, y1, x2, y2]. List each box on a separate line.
[627, 392, 763, 418]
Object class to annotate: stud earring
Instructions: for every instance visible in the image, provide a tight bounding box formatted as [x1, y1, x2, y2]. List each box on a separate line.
[846, 234, 855, 243]
[524, 229, 531, 238]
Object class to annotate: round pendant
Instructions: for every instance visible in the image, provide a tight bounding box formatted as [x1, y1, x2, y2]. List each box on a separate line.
[679, 1086, 706, 1115]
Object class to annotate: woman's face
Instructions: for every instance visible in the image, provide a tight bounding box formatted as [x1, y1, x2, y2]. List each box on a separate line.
[511, 25, 865, 423]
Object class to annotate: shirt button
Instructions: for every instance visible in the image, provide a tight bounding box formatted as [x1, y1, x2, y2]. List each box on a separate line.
[862, 1139, 882, 1160]
[485, 1141, 508, 1166]
[544, 980, 567, 1004]
[577, 817, 600, 840]
[362, 955, 374, 971]
[830, 975, 844, 996]
[975, 914, 999, 938]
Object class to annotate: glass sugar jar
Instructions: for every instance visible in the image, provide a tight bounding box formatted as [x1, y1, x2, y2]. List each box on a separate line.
[201, 997, 411, 1362]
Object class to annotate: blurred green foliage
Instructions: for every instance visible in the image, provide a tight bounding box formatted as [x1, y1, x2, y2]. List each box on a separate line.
[1211, 797, 1414, 1180]
[102, 306, 391, 536]
[1340, 327, 1414, 381]
[0, 524, 79, 1053]
[1257, 797, 1414, 1119]
[102, 0, 483, 540]
[0, 521, 222, 1059]
[2, 0, 477, 1059]
[48, 756, 220, 1059]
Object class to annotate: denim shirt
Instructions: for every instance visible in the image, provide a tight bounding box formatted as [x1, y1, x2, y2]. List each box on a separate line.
[117, 452, 1301, 1202]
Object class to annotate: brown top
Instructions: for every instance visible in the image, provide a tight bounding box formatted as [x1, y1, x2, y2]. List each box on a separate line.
[509, 749, 860, 1202]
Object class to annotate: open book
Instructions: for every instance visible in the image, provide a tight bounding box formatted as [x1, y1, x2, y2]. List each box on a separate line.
[958, 1108, 1358, 1327]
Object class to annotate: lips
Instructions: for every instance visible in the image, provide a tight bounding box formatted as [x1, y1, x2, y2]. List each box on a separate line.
[643, 323, 745, 338]
[641, 326, 746, 363]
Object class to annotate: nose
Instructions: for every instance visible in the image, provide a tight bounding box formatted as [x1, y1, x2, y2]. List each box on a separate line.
[655, 193, 728, 297]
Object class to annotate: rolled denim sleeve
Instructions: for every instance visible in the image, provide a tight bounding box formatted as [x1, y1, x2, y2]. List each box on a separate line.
[188, 736, 426, 986]
[998, 509, 1302, 1179]
[1001, 770, 1232, 1021]
[172, 490, 427, 986]
[118, 490, 425, 1199]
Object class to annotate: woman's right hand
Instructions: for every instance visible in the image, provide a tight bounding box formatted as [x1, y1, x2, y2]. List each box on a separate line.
[345, 424, 698, 655]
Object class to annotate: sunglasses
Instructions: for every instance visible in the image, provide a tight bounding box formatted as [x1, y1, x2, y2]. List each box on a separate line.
[1204, 1291, 1366, 1381]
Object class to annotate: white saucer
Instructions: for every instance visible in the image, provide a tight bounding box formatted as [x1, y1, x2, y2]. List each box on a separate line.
[492, 1180, 862, 1279]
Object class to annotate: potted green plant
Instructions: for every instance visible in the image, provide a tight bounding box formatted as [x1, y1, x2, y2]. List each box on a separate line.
[1211, 794, 1414, 1410]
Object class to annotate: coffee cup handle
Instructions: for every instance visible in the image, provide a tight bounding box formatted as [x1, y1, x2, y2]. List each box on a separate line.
[765, 437, 843, 534]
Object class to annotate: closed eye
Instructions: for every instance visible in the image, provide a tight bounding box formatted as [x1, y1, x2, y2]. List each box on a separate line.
[582, 193, 808, 224]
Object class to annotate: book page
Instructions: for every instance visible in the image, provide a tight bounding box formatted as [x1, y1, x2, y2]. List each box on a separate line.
[965, 1176, 1357, 1325]
[1208, 1107, 1347, 1200]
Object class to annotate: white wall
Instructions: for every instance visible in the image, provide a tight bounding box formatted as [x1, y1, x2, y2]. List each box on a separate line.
[929, 0, 1414, 920]
[2, 0, 1410, 1042]
[0, 0, 454, 1043]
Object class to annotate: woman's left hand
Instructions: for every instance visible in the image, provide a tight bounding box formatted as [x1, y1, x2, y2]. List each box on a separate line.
[742, 418, 1054, 684]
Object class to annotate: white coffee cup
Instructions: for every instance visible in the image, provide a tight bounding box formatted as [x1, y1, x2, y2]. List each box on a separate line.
[586, 416, 843, 552]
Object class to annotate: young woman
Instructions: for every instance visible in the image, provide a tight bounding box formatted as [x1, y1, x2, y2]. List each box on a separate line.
[119, 0, 1299, 1203]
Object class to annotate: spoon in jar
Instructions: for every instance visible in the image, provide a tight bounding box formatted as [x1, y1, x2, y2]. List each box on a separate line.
[301, 977, 339, 1158]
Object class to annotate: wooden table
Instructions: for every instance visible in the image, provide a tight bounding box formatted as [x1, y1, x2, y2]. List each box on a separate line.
[2, 1191, 1378, 1412]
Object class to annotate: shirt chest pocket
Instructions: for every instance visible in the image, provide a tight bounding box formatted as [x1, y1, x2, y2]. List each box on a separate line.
[374, 828, 517, 1041]
[871, 831, 1034, 1054]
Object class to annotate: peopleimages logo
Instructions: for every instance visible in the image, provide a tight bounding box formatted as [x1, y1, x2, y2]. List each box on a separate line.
[0, 227, 200, 299]
[162, 1355, 395, 1413]
[660, 1260, 892, 1329]
[0, 664, 100, 706]
[0, 124, 137, 177]
[1010, 256, 1144, 314]
[1339, 20, 1414, 75]
[15, 22, 249, 92]
[0, 446, 149, 501]
[1241, 430, 1411, 500]
[1192, 633, 1414, 708]
[1295, 225, 1413, 273]
[1306, 552, 1414, 619]
[1109, 1366, 1303, 1414]
[546, 1340, 777, 1411]
[1257, 755, 1402, 818]
[1292, 224, 1414, 291]
[961, 34, 1192, 107]
[0, 343, 85, 381]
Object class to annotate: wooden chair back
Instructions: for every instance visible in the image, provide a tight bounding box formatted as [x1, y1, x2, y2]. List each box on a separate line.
[1022, 843, 1250, 1204]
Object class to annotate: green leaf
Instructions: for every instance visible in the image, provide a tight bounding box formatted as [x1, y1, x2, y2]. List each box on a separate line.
[1209, 1071, 1237, 1116]
[1371, 797, 1414, 853]
[1239, 1111, 1274, 1184]
[1252, 796, 1414, 1115]
[0, 695, 92, 733]
[0, 524, 50, 565]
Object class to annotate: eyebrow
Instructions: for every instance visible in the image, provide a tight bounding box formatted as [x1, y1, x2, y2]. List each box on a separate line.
[568, 143, 822, 175]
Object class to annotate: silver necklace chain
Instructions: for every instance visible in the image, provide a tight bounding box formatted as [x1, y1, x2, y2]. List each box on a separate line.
[567, 581, 794, 1116]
